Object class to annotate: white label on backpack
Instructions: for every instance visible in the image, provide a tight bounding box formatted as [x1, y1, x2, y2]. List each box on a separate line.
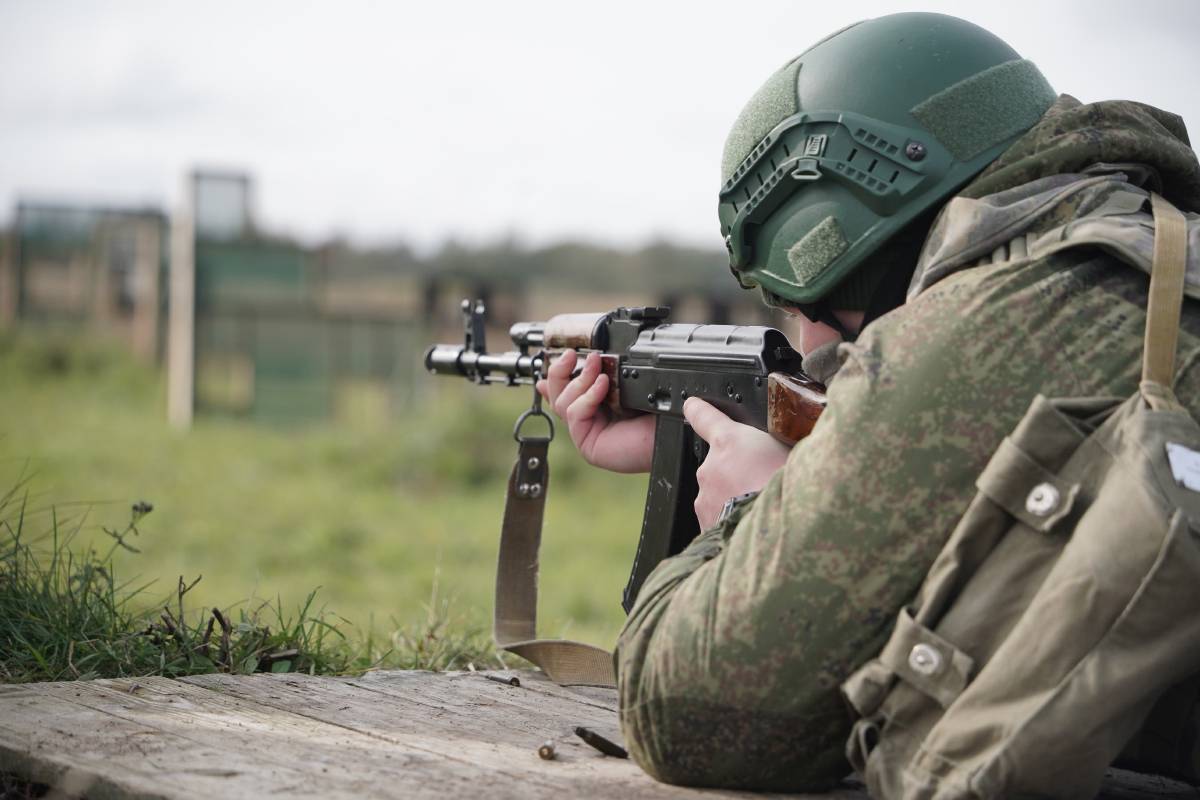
[1166, 443, 1200, 492]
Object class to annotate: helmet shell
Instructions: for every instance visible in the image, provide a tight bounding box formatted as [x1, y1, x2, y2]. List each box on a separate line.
[718, 13, 1056, 304]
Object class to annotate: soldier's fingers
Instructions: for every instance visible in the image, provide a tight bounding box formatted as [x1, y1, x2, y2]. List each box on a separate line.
[544, 349, 578, 404]
[552, 351, 601, 418]
[682, 397, 735, 445]
[565, 372, 610, 428]
[547, 348, 576, 377]
[536, 379, 548, 400]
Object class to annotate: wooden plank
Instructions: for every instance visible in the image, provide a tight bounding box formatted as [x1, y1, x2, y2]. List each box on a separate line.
[2, 677, 520, 799]
[1, 670, 1197, 799]
[347, 669, 621, 725]
[185, 671, 631, 792]
[183, 670, 867, 798]
[1100, 769, 1200, 799]
[437, 668, 620, 712]
[0, 682, 339, 799]
[178, 671, 607, 793]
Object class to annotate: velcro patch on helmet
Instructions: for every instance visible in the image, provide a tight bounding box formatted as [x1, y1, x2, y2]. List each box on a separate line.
[910, 59, 1056, 162]
[786, 216, 849, 287]
[721, 58, 802, 184]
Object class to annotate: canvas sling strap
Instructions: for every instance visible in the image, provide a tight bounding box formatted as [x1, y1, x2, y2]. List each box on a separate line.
[1143, 192, 1189, 390]
[493, 379, 616, 687]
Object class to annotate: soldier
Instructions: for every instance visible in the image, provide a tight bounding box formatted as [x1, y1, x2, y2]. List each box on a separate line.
[538, 12, 1200, 791]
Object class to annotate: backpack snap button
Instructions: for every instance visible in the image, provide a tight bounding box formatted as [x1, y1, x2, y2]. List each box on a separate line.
[1025, 483, 1060, 516]
[908, 643, 943, 676]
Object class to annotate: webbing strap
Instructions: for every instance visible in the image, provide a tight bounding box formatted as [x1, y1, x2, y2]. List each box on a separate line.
[493, 437, 615, 687]
[1143, 193, 1190, 386]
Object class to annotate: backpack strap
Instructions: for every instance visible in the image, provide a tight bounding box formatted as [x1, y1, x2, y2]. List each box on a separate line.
[493, 418, 615, 687]
[1142, 193, 1190, 387]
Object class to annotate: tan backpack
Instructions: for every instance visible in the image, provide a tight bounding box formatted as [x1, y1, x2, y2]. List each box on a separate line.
[841, 193, 1200, 798]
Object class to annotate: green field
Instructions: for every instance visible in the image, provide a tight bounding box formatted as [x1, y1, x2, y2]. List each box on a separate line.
[0, 331, 645, 653]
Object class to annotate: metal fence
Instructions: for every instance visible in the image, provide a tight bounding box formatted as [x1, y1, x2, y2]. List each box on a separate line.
[4, 202, 166, 361]
[190, 237, 420, 426]
[6, 174, 787, 429]
[194, 305, 421, 425]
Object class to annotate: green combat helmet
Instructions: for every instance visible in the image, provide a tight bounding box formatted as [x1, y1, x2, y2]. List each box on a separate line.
[718, 13, 1056, 310]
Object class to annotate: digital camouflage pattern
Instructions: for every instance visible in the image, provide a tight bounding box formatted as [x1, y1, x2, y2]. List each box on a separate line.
[614, 96, 1200, 791]
[911, 96, 1200, 300]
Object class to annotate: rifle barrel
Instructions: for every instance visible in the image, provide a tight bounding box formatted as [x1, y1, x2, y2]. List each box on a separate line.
[423, 344, 543, 384]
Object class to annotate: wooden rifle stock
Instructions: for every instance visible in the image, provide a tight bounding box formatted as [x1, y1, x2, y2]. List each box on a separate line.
[766, 372, 827, 444]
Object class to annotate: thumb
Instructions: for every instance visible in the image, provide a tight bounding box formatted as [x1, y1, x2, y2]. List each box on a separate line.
[682, 397, 734, 443]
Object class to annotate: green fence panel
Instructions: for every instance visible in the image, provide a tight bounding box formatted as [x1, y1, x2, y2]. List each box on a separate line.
[195, 241, 310, 310]
[251, 315, 331, 423]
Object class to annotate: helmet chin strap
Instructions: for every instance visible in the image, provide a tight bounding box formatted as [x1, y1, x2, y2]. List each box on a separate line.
[794, 300, 858, 343]
[793, 245, 921, 345]
[773, 205, 934, 346]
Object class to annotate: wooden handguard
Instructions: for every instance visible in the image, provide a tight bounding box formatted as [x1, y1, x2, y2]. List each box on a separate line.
[767, 372, 827, 444]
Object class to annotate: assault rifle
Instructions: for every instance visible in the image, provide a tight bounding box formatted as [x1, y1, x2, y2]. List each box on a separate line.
[425, 299, 826, 613]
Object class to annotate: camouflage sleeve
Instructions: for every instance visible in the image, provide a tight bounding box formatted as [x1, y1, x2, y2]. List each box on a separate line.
[613, 253, 1158, 791]
[615, 339, 921, 790]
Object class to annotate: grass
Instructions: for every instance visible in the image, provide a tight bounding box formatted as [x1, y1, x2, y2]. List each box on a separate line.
[0, 329, 645, 682]
[1, 474, 505, 683]
[0, 481, 508, 800]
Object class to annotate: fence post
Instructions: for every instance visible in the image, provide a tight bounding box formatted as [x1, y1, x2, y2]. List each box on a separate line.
[131, 217, 162, 363]
[0, 226, 16, 329]
[167, 177, 195, 430]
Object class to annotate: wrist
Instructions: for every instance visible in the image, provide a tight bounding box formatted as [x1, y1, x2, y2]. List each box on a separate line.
[714, 491, 760, 531]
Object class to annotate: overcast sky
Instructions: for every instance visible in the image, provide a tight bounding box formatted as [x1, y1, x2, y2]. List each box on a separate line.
[2, 1, 1197, 251]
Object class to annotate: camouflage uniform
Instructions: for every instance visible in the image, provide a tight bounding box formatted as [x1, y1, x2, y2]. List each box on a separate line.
[614, 96, 1200, 791]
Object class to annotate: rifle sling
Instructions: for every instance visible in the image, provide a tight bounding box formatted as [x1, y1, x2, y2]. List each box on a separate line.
[1143, 192, 1189, 388]
[494, 436, 616, 687]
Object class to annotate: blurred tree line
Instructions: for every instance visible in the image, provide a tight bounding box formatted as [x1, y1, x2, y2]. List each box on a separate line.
[314, 236, 736, 298]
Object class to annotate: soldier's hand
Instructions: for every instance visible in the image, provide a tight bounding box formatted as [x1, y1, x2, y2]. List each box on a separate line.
[683, 397, 792, 529]
[536, 349, 656, 473]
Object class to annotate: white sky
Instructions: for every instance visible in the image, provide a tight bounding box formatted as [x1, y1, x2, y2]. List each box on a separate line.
[2, 1, 1197, 251]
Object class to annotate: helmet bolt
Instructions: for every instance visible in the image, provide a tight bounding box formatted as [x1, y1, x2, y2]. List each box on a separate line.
[905, 141, 927, 161]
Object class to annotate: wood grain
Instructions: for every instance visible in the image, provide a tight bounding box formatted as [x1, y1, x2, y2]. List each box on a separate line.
[0, 671, 1195, 799]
